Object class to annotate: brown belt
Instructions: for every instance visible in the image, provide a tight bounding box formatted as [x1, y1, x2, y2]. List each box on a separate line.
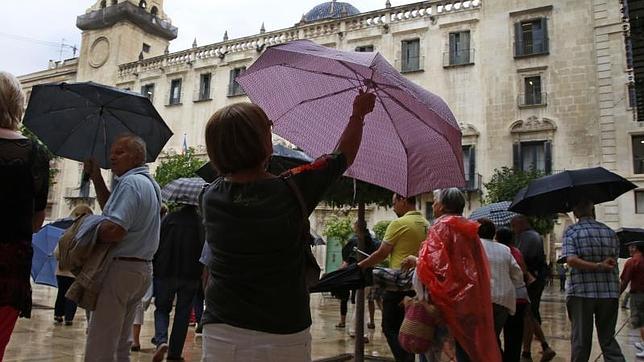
[113, 256, 152, 263]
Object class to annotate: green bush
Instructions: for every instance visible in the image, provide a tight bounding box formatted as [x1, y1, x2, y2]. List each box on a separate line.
[373, 220, 392, 241]
[323, 216, 353, 246]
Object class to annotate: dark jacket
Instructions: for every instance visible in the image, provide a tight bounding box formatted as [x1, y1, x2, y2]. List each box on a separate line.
[153, 205, 205, 280]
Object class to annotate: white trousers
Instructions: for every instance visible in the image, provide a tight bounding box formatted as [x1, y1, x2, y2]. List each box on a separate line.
[202, 323, 311, 362]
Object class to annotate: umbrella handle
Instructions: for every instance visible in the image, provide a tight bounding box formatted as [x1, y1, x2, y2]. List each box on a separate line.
[352, 246, 370, 257]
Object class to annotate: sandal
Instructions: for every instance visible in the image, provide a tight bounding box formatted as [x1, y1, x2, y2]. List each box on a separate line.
[335, 322, 346, 328]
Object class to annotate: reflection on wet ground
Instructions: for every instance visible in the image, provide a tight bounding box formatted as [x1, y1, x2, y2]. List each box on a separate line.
[4, 283, 641, 361]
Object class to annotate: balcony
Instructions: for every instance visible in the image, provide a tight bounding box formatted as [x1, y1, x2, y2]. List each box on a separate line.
[517, 92, 548, 108]
[443, 49, 475, 67]
[395, 55, 425, 73]
[463, 173, 482, 192]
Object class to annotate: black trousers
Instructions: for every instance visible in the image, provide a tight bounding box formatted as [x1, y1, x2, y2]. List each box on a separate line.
[54, 275, 77, 322]
[503, 303, 527, 362]
[382, 290, 415, 362]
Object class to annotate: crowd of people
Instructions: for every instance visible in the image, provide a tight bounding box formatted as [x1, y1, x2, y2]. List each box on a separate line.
[0, 66, 643, 362]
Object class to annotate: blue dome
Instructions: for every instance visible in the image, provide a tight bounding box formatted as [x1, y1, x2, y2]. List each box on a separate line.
[303, 1, 360, 22]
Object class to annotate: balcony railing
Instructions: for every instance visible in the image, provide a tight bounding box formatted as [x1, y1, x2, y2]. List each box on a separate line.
[517, 92, 548, 107]
[463, 173, 482, 192]
[443, 49, 475, 67]
[395, 55, 425, 73]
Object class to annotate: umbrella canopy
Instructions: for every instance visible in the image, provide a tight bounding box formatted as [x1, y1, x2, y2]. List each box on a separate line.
[196, 144, 313, 182]
[23, 82, 173, 169]
[31, 225, 65, 287]
[616, 227, 644, 259]
[468, 201, 518, 228]
[309, 264, 371, 293]
[236, 40, 464, 197]
[509, 167, 637, 216]
[161, 177, 207, 206]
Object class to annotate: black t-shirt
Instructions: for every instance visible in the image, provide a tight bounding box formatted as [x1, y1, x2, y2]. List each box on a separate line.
[201, 153, 347, 334]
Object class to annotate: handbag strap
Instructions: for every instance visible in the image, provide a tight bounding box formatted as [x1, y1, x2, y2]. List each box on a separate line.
[282, 176, 312, 244]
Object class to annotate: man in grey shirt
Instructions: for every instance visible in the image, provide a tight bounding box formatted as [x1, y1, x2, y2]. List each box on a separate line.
[83, 135, 161, 361]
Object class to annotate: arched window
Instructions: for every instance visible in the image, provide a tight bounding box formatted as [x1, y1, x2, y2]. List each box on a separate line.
[100, 0, 107, 8]
[151, 6, 158, 16]
[139, 0, 147, 9]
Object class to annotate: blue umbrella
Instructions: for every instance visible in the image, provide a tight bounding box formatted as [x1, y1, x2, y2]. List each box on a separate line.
[31, 225, 65, 288]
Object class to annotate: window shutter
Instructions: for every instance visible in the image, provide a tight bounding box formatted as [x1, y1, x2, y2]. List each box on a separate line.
[228, 69, 236, 95]
[461, 31, 471, 63]
[469, 145, 476, 180]
[544, 141, 552, 174]
[540, 17, 549, 53]
[449, 33, 457, 65]
[513, 143, 522, 170]
[514, 22, 523, 56]
[401, 41, 409, 70]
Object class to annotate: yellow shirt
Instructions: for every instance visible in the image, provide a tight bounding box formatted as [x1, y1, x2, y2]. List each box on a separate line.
[383, 211, 429, 269]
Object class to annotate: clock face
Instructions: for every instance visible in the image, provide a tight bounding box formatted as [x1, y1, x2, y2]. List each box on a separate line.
[89, 37, 110, 68]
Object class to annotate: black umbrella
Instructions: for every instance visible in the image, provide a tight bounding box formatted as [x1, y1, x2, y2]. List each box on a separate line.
[196, 144, 313, 182]
[309, 264, 372, 293]
[509, 167, 636, 216]
[616, 228, 644, 258]
[23, 82, 173, 169]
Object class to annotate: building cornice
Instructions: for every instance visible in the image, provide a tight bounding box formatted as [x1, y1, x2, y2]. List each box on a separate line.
[117, 0, 481, 80]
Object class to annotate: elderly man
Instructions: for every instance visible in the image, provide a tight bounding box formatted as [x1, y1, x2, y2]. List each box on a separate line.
[83, 134, 162, 361]
[358, 194, 428, 362]
[562, 199, 625, 362]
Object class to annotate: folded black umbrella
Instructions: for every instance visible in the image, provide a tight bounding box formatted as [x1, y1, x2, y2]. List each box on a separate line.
[196, 144, 313, 182]
[509, 167, 636, 216]
[309, 264, 372, 293]
[616, 227, 644, 258]
[24, 82, 173, 169]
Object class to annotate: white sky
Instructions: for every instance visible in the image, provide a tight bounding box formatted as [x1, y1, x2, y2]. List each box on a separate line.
[0, 0, 415, 76]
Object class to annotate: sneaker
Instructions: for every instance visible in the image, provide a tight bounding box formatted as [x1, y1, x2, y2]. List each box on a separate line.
[636, 342, 644, 351]
[54, 316, 63, 325]
[195, 323, 203, 335]
[637, 349, 644, 359]
[540, 348, 556, 362]
[152, 343, 168, 362]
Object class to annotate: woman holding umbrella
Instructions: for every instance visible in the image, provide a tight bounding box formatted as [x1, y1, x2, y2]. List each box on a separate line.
[0, 71, 50, 359]
[200, 91, 375, 361]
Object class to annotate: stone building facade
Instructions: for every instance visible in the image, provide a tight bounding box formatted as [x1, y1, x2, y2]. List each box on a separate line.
[16, 0, 640, 254]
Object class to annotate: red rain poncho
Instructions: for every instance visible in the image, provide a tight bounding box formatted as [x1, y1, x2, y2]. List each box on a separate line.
[416, 215, 501, 362]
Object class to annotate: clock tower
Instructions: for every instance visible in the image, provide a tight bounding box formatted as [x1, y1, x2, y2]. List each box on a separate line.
[75, 0, 178, 84]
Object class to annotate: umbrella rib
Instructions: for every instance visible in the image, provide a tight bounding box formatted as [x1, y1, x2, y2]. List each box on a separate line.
[378, 87, 463, 171]
[61, 85, 101, 107]
[277, 63, 366, 83]
[273, 85, 364, 123]
[49, 111, 99, 155]
[104, 108, 141, 136]
[373, 92, 409, 194]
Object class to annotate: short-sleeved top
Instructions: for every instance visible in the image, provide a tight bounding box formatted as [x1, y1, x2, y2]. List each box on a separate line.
[561, 217, 620, 299]
[516, 229, 547, 280]
[621, 251, 644, 293]
[201, 153, 347, 334]
[383, 211, 429, 269]
[103, 166, 161, 261]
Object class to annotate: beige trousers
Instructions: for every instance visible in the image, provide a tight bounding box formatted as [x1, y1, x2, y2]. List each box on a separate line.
[84, 260, 152, 362]
[202, 323, 311, 362]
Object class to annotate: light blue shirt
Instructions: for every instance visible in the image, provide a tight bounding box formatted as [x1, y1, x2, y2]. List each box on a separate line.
[103, 166, 161, 260]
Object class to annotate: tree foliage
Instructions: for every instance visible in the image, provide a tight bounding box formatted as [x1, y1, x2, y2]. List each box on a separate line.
[323, 216, 353, 246]
[154, 148, 204, 188]
[20, 125, 59, 185]
[373, 220, 392, 241]
[483, 166, 554, 235]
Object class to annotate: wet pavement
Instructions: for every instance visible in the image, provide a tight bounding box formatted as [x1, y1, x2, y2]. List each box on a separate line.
[4, 283, 642, 361]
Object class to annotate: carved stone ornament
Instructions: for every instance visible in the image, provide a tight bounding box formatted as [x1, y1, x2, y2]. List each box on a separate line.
[459, 122, 480, 137]
[510, 116, 557, 134]
[89, 37, 110, 68]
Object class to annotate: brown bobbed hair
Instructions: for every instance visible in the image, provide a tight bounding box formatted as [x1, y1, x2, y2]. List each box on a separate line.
[205, 102, 272, 175]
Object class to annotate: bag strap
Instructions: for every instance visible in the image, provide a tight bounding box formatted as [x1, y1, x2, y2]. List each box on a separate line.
[282, 176, 313, 245]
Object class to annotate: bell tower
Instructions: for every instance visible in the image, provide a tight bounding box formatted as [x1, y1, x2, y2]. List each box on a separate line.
[75, 0, 178, 84]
